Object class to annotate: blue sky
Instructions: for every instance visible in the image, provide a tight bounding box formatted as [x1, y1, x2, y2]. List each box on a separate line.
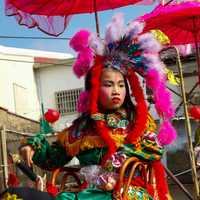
[0, 0, 156, 55]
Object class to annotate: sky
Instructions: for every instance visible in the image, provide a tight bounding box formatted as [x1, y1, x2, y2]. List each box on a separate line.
[0, 0, 156, 55]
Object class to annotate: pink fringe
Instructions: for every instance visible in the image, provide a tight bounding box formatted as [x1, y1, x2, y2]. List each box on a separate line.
[157, 120, 177, 146]
[76, 91, 90, 113]
[69, 29, 91, 52]
[73, 48, 93, 78]
[154, 84, 175, 119]
[146, 68, 161, 89]
[146, 69, 175, 119]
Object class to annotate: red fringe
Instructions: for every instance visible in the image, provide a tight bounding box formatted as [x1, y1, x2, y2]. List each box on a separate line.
[89, 56, 103, 114]
[126, 69, 148, 144]
[89, 56, 117, 164]
[152, 161, 169, 200]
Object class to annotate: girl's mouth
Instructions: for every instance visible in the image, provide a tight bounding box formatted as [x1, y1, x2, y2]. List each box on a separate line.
[112, 97, 121, 104]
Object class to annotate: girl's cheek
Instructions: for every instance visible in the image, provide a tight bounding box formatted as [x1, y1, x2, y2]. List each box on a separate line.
[100, 89, 109, 98]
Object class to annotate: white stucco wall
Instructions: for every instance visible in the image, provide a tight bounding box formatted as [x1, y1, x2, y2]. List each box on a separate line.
[0, 50, 40, 120]
[0, 45, 73, 121]
[34, 62, 84, 129]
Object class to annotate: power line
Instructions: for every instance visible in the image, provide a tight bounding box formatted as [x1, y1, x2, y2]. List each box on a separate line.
[0, 35, 71, 40]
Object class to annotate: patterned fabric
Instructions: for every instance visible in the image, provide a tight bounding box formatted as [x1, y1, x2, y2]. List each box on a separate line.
[126, 186, 154, 200]
[24, 111, 164, 200]
[26, 111, 162, 169]
[27, 134, 71, 170]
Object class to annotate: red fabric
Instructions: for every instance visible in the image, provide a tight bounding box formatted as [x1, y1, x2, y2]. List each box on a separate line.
[126, 68, 148, 144]
[5, 0, 72, 36]
[7, 173, 20, 187]
[80, 180, 89, 190]
[152, 161, 169, 200]
[46, 182, 58, 197]
[89, 56, 117, 164]
[6, 0, 141, 15]
[5, 0, 144, 36]
[139, 1, 200, 45]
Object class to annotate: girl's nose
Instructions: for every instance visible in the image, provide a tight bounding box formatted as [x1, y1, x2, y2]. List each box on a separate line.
[112, 86, 120, 94]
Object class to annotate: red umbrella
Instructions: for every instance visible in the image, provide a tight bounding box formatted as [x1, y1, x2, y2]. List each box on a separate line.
[5, 0, 150, 36]
[138, 1, 200, 83]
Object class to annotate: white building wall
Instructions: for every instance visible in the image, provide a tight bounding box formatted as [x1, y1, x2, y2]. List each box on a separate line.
[35, 64, 84, 129]
[0, 45, 73, 121]
[0, 53, 40, 121]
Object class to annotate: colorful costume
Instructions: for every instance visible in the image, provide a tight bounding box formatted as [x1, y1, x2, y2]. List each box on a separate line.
[27, 112, 163, 200]
[21, 13, 177, 200]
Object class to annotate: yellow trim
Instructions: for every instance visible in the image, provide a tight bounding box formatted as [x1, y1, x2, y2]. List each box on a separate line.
[146, 114, 157, 132]
[1, 193, 22, 200]
[57, 129, 105, 156]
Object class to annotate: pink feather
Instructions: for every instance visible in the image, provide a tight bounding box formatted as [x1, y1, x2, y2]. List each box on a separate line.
[73, 48, 93, 78]
[70, 29, 91, 52]
[158, 120, 177, 146]
[146, 68, 161, 89]
[146, 69, 175, 118]
[76, 91, 90, 113]
[154, 84, 175, 118]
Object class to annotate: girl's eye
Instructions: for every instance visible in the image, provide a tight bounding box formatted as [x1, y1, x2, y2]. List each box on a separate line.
[104, 84, 111, 87]
[119, 84, 125, 88]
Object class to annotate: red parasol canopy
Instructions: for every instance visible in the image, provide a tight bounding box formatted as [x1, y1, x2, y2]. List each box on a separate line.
[5, 0, 146, 36]
[138, 1, 200, 83]
[7, 0, 143, 15]
[139, 1, 200, 45]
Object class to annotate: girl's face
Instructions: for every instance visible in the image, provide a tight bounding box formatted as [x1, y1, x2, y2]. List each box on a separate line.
[99, 68, 126, 111]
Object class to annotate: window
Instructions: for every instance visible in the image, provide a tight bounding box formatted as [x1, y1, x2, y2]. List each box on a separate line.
[55, 88, 83, 115]
[13, 83, 29, 116]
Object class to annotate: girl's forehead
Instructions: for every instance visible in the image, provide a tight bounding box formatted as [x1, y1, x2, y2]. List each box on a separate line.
[101, 68, 124, 79]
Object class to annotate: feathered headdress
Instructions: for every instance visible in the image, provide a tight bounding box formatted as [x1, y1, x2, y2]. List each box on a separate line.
[70, 13, 176, 147]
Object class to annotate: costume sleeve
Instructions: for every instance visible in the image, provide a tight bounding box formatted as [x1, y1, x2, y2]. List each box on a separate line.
[120, 114, 164, 162]
[26, 133, 72, 170]
[121, 136, 164, 162]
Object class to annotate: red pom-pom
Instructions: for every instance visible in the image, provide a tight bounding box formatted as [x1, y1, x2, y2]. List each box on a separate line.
[44, 109, 60, 123]
[189, 105, 200, 120]
[46, 182, 58, 197]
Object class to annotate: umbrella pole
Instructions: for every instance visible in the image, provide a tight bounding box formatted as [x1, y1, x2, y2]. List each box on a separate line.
[174, 46, 200, 200]
[94, 11, 100, 36]
[93, 0, 100, 36]
[193, 32, 200, 85]
[192, 17, 200, 85]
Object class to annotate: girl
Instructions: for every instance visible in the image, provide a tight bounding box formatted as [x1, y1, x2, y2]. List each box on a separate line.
[20, 14, 176, 200]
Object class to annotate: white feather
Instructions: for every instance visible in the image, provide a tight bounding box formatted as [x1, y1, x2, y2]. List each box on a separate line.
[138, 33, 162, 52]
[105, 13, 125, 44]
[88, 33, 105, 55]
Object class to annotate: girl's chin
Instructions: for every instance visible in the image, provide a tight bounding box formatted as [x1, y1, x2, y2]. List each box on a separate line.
[107, 104, 122, 110]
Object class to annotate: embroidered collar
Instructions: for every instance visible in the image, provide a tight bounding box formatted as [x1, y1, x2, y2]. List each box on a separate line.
[91, 109, 129, 129]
